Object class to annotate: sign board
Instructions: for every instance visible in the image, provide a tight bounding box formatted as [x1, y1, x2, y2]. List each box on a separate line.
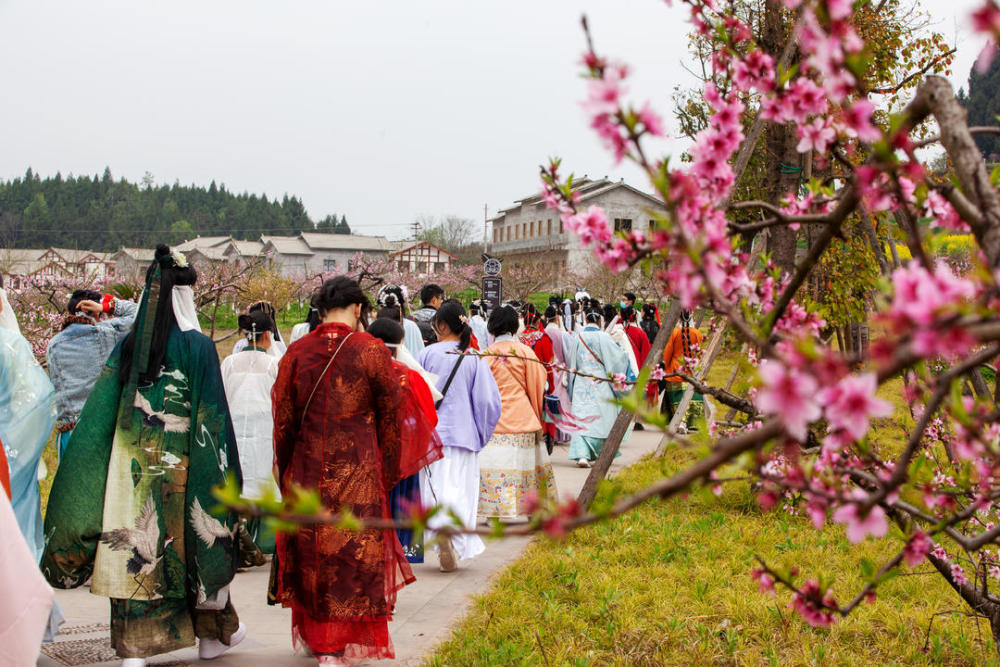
[483, 257, 502, 276]
[482, 277, 502, 311]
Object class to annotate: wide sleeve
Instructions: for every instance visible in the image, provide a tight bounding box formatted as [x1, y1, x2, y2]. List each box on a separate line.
[396, 368, 443, 480]
[41, 346, 121, 588]
[522, 349, 546, 424]
[533, 335, 555, 394]
[363, 341, 405, 490]
[471, 358, 502, 450]
[271, 348, 299, 482]
[566, 336, 582, 395]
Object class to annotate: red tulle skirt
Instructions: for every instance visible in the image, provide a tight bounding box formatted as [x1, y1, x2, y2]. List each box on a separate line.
[291, 608, 394, 661]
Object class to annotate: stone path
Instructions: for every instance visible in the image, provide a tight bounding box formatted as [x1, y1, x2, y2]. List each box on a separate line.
[38, 427, 663, 666]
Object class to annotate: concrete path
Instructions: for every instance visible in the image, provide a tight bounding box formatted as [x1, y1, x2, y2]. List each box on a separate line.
[38, 427, 663, 666]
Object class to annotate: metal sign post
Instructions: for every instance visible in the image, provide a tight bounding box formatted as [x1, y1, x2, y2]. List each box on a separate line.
[482, 276, 502, 311]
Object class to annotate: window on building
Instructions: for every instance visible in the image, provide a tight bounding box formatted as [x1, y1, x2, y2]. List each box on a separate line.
[417, 261, 427, 273]
[506, 226, 511, 242]
[614, 218, 633, 232]
[530, 221, 535, 237]
[494, 227, 500, 244]
[649, 219, 655, 230]
[435, 261, 446, 273]
[559, 218, 564, 234]
[547, 219, 552, 236]
[323, 259, 337, 272]
[515, 225, 519, 240]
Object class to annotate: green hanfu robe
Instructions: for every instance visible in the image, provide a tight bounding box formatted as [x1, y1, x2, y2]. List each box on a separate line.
[41, 326, 243, 657]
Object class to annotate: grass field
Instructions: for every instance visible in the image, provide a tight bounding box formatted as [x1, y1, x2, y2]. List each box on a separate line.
[427, 350, 996, 667]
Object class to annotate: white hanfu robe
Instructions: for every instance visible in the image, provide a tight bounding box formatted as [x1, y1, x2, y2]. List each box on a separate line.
[221, 348, 281, 500]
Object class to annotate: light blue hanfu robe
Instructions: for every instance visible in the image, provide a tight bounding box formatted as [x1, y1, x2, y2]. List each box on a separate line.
[566, 324, 634, 462]
[0, 326, 63, 639]
[402, 317, 425, 361]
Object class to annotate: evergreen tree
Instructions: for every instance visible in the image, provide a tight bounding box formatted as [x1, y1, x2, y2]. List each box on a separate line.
[964, 55, 1000, 159]
[335, 214, 351, 234]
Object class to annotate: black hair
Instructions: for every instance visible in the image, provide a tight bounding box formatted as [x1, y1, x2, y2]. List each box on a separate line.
[248, 301, 282, 341]
[378, 285, 409, 318]
[680, 310, 694, 358]
[520, 302, 542, 329]
[377, 305, 402, 322]
[420, 283, 444, 306]
[433, 300, 472, 351]
[312, 276, 371, 328]
[304, 307, 322, 332]
[585, 309, 603, 325]
[621, 305, 636, 323]
[239, 309, 275, 343]
[642, 303, 657, 318]
[544, 305, 558, 321]
[119, 244, 198, 384]
[68, 289, 102, 315]
[469, 303, 481, 316]
[368, 317, 404, 351]
[602, 303, 619, 325]
[487, 304, 519, 337]
[624, 292, 636, 303]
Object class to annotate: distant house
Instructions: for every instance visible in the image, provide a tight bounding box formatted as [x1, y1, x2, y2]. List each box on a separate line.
[261, 233, 392, 276]
[44, 248, 115, 281]
[110, 247, 156, 280]
[389, 240, 457, 275]
[1, 248, 71, 289]
[489, 178, 666, 275]
[299, 233, 391, 274]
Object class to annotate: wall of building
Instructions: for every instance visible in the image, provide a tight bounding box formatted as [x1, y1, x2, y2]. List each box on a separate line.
[491, 186, 661, 275]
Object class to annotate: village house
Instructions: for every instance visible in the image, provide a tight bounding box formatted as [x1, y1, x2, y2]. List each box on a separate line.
[1, 247, 115, 288]
[389, 240, 457, 275]
[488, 177, 666, 275]
[109, 247, 156, 280]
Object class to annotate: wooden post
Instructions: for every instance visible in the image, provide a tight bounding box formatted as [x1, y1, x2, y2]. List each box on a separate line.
[576, 301, 681, 509]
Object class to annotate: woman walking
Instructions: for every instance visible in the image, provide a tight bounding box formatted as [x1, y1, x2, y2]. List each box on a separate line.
[661, 310, 705, 431]
[418, 301, 500, 572]
[367, 318, 443, 563]
[232, 301, 286, 358]
[479, 306, 557, 518]
[221, 309, 281, 554]
[567, 310, 632, 467]
[42, 245, 245, 666]
[270, 276, 435, 663]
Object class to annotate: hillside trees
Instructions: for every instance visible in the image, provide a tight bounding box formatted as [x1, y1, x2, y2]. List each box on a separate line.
[0, 168, 321, 251]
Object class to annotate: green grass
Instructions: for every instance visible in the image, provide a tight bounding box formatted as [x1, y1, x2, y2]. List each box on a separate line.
[427, 452, 994, 666]
[427, 352, 993, 667]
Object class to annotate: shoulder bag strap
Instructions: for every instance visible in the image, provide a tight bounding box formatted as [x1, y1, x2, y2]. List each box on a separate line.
[300, 332, 353, 428]
[434, 353, 466, 410]
[578, 334, 606, 371]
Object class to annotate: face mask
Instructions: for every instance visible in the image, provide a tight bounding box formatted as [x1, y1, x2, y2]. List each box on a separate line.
[619, 301, 627, 309]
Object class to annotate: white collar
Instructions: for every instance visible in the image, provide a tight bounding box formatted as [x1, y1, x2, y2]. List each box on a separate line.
[172, 286, 201, 333]
[493, 333, 516, 342]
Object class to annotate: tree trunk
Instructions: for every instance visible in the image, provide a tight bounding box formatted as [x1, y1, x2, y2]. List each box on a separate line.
[761, 0, 801, 276]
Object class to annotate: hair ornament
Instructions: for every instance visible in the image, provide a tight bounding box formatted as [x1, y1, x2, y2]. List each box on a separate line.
[170, 249, 189, 268]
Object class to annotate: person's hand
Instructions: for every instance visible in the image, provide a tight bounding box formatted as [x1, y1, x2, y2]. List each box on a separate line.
[75, 299, 103, 317]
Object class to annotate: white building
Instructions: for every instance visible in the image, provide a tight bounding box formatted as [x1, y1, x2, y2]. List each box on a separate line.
[389, 240, 457, 275]
[489, 178, 666, 275]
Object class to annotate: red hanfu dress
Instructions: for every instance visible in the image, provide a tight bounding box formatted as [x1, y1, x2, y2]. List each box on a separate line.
[271, 322, 438, 661]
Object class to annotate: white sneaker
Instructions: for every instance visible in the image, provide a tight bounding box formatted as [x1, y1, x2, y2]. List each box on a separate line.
[576, 458, 592, 468]
[199, 622, 247, 660]
[121, 659, 146, 667]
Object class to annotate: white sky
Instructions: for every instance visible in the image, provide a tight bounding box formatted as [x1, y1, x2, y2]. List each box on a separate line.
[0, 0, 987, 241]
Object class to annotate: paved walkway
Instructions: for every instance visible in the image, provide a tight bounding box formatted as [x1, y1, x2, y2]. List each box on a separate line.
[39, 427, 663, 666]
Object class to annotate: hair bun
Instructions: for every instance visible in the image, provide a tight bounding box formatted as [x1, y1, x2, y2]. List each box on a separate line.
[237, 313, 254, 331]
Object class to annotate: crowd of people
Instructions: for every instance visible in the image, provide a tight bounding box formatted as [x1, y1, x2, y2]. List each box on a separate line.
[0, 245, 704, 665]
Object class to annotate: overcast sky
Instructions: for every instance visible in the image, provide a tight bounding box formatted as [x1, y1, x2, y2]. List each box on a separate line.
[0, 0, 987, 241]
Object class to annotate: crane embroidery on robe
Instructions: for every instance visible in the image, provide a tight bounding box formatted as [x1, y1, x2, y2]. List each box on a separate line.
[100, 494, 172, 598]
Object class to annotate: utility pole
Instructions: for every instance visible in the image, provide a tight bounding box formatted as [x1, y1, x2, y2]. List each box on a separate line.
[483, 203, 489, 254]
[410, 221, 421, 241]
